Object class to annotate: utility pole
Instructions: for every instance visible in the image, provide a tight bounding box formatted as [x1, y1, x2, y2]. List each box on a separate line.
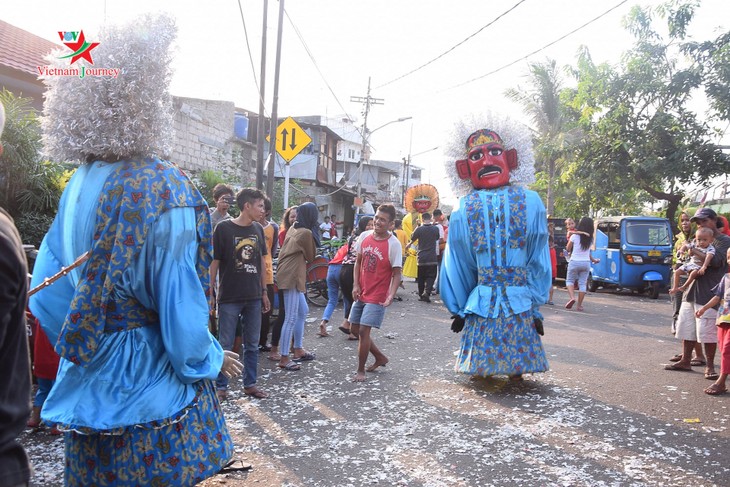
[350, 77, 383, 213]
[255, 0, 268, 190]
[267, 0, 285, 200]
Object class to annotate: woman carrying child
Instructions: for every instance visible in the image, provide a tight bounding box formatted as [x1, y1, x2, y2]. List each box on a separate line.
[565, 217, 600, 312]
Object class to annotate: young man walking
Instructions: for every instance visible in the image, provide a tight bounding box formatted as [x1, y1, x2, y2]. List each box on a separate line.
[211, 188, 271, 400]
[350, 204, 402, 382]
[406, 212, 441, 302]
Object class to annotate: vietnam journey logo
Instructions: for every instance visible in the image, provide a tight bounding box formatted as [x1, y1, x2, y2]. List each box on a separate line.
[37, 30, 120, 79]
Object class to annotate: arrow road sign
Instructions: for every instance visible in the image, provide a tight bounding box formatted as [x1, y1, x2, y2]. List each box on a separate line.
[267, 117, 312, 163]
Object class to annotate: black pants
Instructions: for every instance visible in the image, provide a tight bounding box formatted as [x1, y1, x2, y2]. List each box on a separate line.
[339, 264, 355, 319]
[259, 284, 275, 347]
[417, 264, 438, 297]
[270, 288, 285, 347]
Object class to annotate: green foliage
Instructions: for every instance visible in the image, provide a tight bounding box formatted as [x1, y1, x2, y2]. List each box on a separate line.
[195, 169, 229, 207]
[564, 1, 729, 225]
[0, 90, 70, 243]
[505, 59, 581, 215]
[684, 30, 730, 122]
[14, 212, 55, 249]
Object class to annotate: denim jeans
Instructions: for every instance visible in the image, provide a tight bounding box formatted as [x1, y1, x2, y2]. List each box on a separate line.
[322, 264, 342, 322]
[33, 378, 55, 407]
[216, 300, 262, 390]
[279, 289, 308, 357]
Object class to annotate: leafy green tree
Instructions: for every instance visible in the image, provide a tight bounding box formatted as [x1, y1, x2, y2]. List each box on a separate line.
[506, 59, 579, 215]
[0, 90, 70, 246]
[684, 30, 730, 122]
[566, 2, 729, 228]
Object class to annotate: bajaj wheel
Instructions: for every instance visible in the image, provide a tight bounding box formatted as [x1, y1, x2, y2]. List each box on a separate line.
[588, 274, 599, 292]
[648, 280, 660, 299]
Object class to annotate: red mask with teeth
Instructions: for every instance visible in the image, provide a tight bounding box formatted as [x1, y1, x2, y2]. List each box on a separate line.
[455, 129, 518, 190]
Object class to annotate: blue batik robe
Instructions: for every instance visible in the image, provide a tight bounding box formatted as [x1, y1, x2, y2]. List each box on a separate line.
[29, 158, 233, 485]
[440, 186, 551, 377]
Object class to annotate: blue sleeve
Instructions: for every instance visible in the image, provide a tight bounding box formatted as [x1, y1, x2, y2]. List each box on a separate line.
[125, 208, 223, 382]
[439, 204, 477, 317]
[525, 191, 551, 319]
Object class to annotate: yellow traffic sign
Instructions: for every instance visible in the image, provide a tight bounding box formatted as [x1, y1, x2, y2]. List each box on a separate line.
[267, 117, 312, 163]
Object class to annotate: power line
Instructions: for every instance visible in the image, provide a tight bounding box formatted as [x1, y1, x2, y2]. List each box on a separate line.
[237, 0, 269, 117]
[445, 0, 629, 91]
[375, 0, 529, 90]
[284, 8, 360, 135]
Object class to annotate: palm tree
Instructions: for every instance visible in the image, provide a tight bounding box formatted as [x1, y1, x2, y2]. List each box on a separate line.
[505, 59, 575, 215]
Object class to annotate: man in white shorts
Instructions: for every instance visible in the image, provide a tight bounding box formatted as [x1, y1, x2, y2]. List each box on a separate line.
[665, 208, 730, 380]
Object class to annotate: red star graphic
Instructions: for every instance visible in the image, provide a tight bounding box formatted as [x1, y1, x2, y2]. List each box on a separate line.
[62, 31, 100, 65]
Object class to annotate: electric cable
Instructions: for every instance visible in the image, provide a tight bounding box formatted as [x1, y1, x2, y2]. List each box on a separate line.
[376, 0, 529, 90]
[237, 0, 269, 117]
[444, 0, 629, 91]
[283, 8, 364, 140]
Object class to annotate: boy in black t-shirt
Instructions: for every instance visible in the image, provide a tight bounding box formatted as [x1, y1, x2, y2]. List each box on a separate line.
[211, 188, 271, 400]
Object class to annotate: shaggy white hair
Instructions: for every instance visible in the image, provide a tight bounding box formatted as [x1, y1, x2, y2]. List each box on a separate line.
[41, 14, 177, 162]
[445, 112, 535, 198]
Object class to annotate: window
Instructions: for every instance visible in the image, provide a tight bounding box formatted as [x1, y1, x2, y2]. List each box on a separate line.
[625, 221, 670, 246]
[598, 222, 621, 249]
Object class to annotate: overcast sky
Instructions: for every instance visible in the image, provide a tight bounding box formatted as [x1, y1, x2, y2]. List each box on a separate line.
[4, 0, 727, 203]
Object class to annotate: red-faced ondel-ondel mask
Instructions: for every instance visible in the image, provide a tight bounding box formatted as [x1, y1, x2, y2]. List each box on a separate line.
[455, 129, 517, 190]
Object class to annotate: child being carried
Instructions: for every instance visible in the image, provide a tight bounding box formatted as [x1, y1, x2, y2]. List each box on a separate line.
[669, 226, 716, 294]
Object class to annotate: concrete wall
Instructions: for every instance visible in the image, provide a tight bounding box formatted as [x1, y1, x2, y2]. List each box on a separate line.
[171, 96, 256, 186]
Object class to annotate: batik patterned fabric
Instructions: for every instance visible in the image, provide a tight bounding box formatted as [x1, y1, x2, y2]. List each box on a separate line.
[29, 159, 231, 484]
[64, 380, 232, 486]
[57, 157, 212, 365]
[440, 186, 551, 376]
[457, 310, 549, 376]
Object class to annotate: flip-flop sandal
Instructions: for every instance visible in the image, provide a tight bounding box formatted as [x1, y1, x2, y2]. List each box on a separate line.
[278, 361, 301, 371]
[704, 384, 728, 395]
[338, 326, 351, 335]
[219, 459, 253, 473]
[669, 354, 683, 362]
[705, 371, 720, 380]
[267, 355, 282, 361]
[664, 363, 692, 371]
[690, 359, 707, 366]
[565, 299, 575, 310]
[293, 352, 316, 362]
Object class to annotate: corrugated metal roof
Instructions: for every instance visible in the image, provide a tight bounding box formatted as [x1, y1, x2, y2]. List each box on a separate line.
[0, 19, 59, 76]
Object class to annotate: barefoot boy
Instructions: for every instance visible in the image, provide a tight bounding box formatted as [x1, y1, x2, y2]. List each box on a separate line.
[669, 227, 716, 295]
[350, 204, 402, 382]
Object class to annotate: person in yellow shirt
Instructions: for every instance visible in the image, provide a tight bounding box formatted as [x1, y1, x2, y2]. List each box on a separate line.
[393, 219, 408, 253]
[401, 211, 420, 279]
[393, 219, 409, 299]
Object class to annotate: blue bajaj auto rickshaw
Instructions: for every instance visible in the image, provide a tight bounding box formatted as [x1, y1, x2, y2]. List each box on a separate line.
[588, 217, 673, 299]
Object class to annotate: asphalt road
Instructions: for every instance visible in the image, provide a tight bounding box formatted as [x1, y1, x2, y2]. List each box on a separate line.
[20, 282, 730, 486]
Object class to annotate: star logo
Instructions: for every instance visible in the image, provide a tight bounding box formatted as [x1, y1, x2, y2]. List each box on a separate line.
[58, 30, 100, 65]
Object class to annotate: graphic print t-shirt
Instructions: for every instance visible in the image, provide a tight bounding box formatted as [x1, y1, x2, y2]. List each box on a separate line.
[354, 230, 402, 304]
[213, 219, 267, 303]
